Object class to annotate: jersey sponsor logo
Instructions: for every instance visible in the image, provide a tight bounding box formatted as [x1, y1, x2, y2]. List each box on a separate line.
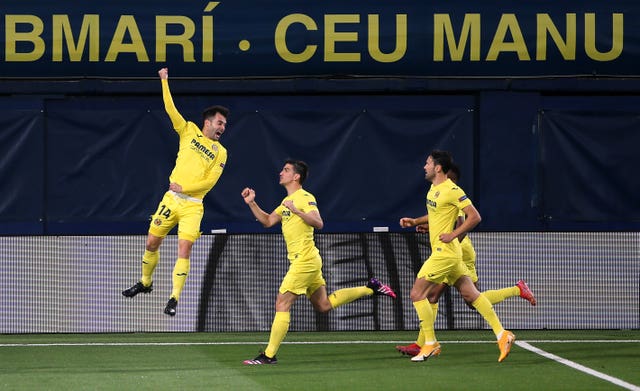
[427, 199, 437, 208]
[190, 138, 216, 159]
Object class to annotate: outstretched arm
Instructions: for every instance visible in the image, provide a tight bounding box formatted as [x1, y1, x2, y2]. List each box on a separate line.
[399, 214, 428, 229]
[241, 187, 281, 228]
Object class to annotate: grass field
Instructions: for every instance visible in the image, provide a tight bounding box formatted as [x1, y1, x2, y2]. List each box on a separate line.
[1, 330, 639, 390]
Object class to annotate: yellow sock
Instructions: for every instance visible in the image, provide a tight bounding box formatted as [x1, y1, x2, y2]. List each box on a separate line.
[431, 302, 439, 321]
[416, 303, 438, 345]
[140, 250, 159, 287]
[483, 286, 520, 305]
[471, 293, 504, 337]
[328, 286, 371, 309]
[413, 299, 436, 343]
[265, 312, 290, 358]
[170, 258, 190, 300]
[416, 329, 425, 346]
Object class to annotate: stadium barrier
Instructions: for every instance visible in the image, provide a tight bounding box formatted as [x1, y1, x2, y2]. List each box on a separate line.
[2, 232, 638, 333]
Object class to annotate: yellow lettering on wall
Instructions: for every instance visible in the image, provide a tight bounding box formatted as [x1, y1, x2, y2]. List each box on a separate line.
[156, 16, 195, 62]
[433, 14, 481, 61]
[325, 14, 360, 62]
[5, 15, 45, 62]
[368, 14, 407, 63]
[486, 14, 530, 61]
[52, 15, 100, 62]
[275, 14, 317, 63]
[584, 13, 623, 61]
[536, 14, 576, 61]
[105, 15, 149, 62]
[202, 15, 213, 62]
[201, 2, 219, 62]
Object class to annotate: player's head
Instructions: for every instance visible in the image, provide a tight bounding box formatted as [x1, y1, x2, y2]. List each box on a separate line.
[201, 105, 230, 141]
[283, 159, 309, 185]
[430, 150, 453, 173]
[286, 159, 308, 185]
[202, 105, 230, 122]
[447, 163, 460, 184]
[425, 150, 453, 181]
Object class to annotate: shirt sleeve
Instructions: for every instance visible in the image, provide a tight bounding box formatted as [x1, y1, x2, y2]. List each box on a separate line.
[161, 79, 188, 133]
[452, 186, 472, 210]
[300, 193, 319, 213]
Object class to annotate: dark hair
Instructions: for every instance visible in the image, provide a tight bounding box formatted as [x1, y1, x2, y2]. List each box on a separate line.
[448, 163, 460, 183]
[285, 159, 309, 185]
[202, 105, 230, 122]
[429, 150, 453, 174]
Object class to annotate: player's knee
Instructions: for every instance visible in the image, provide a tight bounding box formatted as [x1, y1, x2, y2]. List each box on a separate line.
[459, 290, 479, 303]
[409, 288, 424, 302]
[177, 239, 194, 258]
[145, 235, 162, 251]
[426, 290, 440, 303]
[312, 300, 332, 313]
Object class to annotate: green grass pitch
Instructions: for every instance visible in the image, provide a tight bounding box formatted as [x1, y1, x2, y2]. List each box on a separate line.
[1, 330, 639, 390]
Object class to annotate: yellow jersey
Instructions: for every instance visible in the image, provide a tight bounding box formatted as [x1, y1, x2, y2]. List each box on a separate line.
[275, 188, 321, 269]
[162, 79, 227, 200]
[426, 178, 472, 257]
[458, 209, 475, 260]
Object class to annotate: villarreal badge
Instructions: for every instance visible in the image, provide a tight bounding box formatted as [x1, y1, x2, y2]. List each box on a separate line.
[153, 218, 163, 226]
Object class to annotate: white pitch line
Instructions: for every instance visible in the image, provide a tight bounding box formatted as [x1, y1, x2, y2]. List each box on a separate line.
[516, 341, 640, 391]
[1, 339, 638, 347]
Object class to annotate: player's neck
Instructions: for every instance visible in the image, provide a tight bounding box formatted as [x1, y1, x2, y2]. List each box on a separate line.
[285, 182, 302, 196]
[431, 173, 448, 186]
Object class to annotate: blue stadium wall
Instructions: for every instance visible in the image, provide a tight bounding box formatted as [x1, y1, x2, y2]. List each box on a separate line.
[1, 0, 639, 234]
[1, 91, 639, 234]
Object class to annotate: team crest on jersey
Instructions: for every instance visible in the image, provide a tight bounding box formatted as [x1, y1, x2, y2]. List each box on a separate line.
[153, 218, 163, 226]
[434, 191, 440, 198]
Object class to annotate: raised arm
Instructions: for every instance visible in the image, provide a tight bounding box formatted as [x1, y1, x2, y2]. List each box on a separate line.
[158, 68, 187, 131]
[241, 187, 282, 228]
